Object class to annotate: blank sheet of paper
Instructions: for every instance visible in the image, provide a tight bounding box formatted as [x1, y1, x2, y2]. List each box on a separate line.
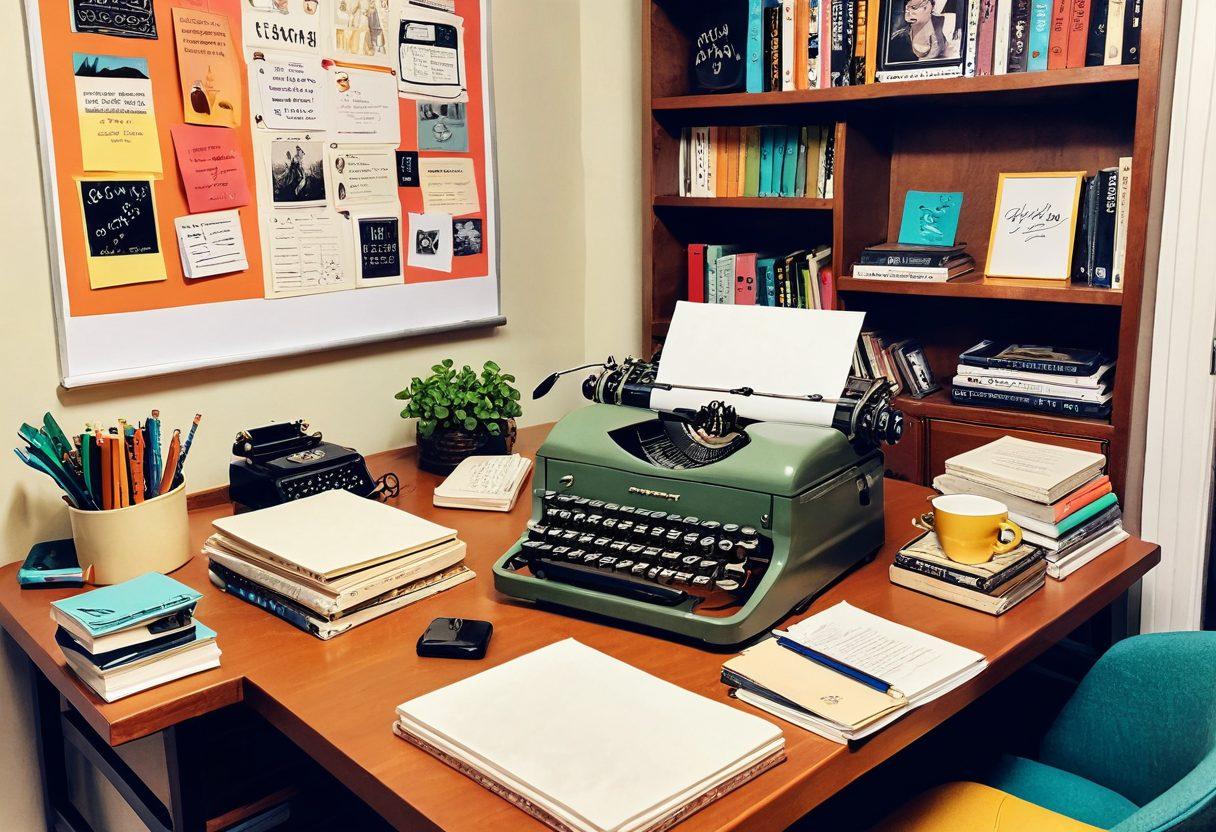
[651, 302, 865, 427]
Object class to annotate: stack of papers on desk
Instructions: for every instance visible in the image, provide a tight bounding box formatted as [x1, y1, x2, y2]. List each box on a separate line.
[432, 454, 532, 512]
[394, 639, 786, 832]
[52, 572, 220, 703]
[205, 489, 473, 639]
[722, 602, 986, 744]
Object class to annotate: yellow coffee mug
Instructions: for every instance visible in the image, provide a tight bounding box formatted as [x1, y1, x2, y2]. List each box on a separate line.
[915, 494, 1023, 565]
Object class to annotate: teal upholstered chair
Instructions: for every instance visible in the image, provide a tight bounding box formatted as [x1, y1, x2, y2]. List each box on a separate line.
[980, 631, 1216, 830]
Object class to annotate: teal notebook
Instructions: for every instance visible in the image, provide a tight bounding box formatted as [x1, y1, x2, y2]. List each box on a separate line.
[769, 127, 788, 197]
[780, 129, 800, 196]
[1056, 493, 1120, 536]
[758, 128, 775, 197]
[52, 573, 200, 636]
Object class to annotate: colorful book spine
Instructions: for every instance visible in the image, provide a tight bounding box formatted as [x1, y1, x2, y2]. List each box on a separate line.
[1056, 492, 1120, 535]
[1047, 0, 1070, 68]
[210, 564, 320, 638]
[781, 128, 800, 196]
[976, 0, 998, 75]
[1122, 0, 1142, 64]
[757, 257, 778, 306]
[1090, 167, 1117, 288]
[770, 126, 788, 196]
[746, 0, 767, 92]
[759, 128, 775, 196]
[1112, 156, 1131, 290]
[963, 0, 982, 77]
[781, 0, 797, 90]
[734, 253, 759, 304]
[993, 0, 1012, 73]
[744, 127, 762, 196]
[1028, 0, 1051, 70]
[795, 0, 811, 90]
[687, 244, 707, 303]
[765, 3, 783, 91]
[829, 0, 851, 87]
[1066, 0, 1092, 67]
[1103, 0, 1125, 64]
[1085, 0, 1109, 66]
[893, 549, 1044, 592]
[1007, 0, 1032, 72]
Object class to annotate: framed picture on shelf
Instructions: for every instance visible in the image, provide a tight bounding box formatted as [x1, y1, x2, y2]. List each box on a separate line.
[877, 0, 967, 81]
[985, 171, 1085, 280]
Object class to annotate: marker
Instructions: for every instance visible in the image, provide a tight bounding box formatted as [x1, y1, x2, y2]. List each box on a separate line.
[775, 635, 903, 697]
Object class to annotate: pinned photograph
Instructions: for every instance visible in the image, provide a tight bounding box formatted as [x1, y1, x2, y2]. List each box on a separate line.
[877, 0, 967, 78]
[271, 138, 327, 207]
[418, 102, 468, 152]
[333, 0, 393, 63]
[408, 212, 453, 273]
[453, 219, 482, 257]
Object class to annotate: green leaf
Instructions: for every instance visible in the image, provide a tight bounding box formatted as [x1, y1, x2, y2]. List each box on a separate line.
[434, 405, 449, 419]
[486, 422, 501, 436]
[418, 420, 436, 437]
[455, 409, 467, 421]
[463, 417, 477, 431]
[442, 358, 454, 368]
[484, 360, 501, 373]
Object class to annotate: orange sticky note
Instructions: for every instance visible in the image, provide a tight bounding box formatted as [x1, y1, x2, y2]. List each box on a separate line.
[172, 7, 243, 128]
[170, 124, 251, 213]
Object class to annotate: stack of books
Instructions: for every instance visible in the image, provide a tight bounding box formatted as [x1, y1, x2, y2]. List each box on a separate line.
[852, 243, 975, 283]
[853, 332, 940, 399]
[678, 124, 835, 199]
[432, 453, 533, 512]
[205, 489, 473, 640]
[890, 532, 1046, 614]
[936, 436, 1128, 580]
[395, 639, 785, 832]
[952, 340, 1115, 419]
[52, 572, 220, 702]
[687, 244, 834, 309]
[721, 602, 987, 743]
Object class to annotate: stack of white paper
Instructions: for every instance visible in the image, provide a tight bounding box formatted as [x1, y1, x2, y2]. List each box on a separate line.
[394, 639, 786, 832]
[432, 454, 533, 512]
[733, 602, 987, 743]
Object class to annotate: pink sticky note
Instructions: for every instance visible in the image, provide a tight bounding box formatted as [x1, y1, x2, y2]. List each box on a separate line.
[170, 124, 251, 214]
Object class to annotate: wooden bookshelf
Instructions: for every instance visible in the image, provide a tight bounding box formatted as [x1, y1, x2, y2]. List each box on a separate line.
[642, 1, 1174, 499]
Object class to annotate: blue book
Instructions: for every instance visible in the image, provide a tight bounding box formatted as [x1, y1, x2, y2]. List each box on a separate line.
[52, 573, 200, 637]
[780, 128, 800, 196]
[758, 128, 775, 197]
[1028, 0, 1050, 71]
[769, 127, 788, 197]
[746, 0, 765, 93]
[757, 257, 778, 306]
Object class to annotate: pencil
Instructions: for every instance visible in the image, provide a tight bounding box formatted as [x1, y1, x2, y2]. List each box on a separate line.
[160, 430, 181, 496]
[99, 435, 113, 511]
[173, 413, 201, 488]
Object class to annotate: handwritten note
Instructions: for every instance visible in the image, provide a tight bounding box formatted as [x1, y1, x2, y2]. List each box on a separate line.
[253, 53, 327, 131]
[397, 7, 468, 102]
[77, 178, 166, 288]
[171, 125, 251, 213]
[330, 63, 400, 143]
[266, 211, 352, 298]
[419, 158, 479, 216]
[71, 0, 157, 39]
[172, 8, 243, 127]
[175, 210, 248, 279]
[327, 144, 398, 208]
[986, 173, 1084, 280]
[73, 54, 162, 174]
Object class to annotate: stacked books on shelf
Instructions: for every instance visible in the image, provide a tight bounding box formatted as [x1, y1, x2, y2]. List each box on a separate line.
[432, 453, 533, 512]
[891, 531, 1046, 613]
[1073, 157, 1133, 289]
[52, 573, 220, 703]
[205, 489, 473, 640]
[853, 332, 940, 398]
[691, 0, 1141, 95]
[952, 340, 1114, 418]
[852, 242, 976, 282]
[721, 602, 987, 743]
[936, 436, 1128, 580]
[687, 244, 834, 308]
[678, 124, 835, 199]
[395, 639, 786, 832]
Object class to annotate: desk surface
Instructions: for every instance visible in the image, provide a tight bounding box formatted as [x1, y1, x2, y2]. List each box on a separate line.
[0, 424, 1160, 832]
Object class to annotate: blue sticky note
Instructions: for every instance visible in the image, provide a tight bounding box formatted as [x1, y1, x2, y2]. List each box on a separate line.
[898, 191, 963, 246]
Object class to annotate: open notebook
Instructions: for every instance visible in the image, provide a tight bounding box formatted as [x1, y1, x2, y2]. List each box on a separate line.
[394, 639, 785, 832]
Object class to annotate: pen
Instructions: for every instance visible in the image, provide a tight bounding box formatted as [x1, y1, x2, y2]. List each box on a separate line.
[160, 429, 181, 496]
[173, 413, 201, 488]
[147, 411, 162, 498]
[775, 635, 902, 697]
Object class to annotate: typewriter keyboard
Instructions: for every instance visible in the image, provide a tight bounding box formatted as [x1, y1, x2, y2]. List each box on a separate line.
[511, 490, 770, 608]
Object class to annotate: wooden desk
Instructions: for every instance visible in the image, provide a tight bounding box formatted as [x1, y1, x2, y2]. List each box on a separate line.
[0, 423, 1160, 832]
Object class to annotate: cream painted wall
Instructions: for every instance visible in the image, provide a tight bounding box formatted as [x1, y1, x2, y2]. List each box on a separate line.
[0, 1, 640, 829]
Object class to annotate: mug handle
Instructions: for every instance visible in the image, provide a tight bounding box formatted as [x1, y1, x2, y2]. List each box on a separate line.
[912, 512, 935, 533]
[992, 520, 1023, 555]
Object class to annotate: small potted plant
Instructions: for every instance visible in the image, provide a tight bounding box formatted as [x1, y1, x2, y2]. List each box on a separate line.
[395, 359, 523, 475]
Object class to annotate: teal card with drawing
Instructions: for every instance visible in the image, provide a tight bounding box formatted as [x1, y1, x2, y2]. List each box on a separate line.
[898, 191, 964, 247]
[52, 572, 200, 636]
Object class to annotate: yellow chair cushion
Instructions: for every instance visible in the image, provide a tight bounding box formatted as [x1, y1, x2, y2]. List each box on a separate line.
[869, 782, 1105, 832]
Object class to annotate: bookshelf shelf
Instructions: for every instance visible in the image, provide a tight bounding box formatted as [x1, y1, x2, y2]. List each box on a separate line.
[651, 65, 1140, 114]
[896, 388, 1116, 441]
[836, 275, 1124, 306]
[653, 196, 833, 211]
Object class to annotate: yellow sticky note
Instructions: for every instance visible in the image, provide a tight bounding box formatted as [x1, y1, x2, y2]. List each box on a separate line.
[77, 178, 167, 289]
[73, 53, 163, 175]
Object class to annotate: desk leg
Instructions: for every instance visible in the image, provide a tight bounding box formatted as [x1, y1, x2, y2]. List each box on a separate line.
[29, 659, 94, 832]
[163, 721, 208, 832]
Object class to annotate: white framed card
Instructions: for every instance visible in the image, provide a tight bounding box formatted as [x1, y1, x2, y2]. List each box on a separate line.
[985, 172, 1085, 280]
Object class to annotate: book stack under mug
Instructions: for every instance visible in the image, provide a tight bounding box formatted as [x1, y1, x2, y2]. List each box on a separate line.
[952, 340, 1114, 419]
[205, 489, 473, 640]
[852, 243, 975, 283]
[936, 436, 1128, 580]
[890, 531, 1046, 614]
[52, 572, 220, 703]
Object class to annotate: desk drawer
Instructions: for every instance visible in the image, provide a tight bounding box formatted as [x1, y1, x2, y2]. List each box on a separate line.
[927, 420, 1108, 482]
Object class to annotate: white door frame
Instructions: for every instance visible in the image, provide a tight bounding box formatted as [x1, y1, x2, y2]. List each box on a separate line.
[1139, 0, 1216, 633]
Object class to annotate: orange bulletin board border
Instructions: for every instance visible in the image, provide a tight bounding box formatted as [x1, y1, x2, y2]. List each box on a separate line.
[25, 0, 501, 387]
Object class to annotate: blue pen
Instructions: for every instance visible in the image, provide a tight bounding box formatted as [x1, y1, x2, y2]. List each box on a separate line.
[775, 635, 902, 697]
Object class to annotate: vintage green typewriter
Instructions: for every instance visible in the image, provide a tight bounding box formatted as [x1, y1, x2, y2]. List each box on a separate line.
[493, 357, 904, 646]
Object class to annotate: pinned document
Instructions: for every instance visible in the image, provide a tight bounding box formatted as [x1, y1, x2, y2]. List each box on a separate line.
[175, 210, 248, 279]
